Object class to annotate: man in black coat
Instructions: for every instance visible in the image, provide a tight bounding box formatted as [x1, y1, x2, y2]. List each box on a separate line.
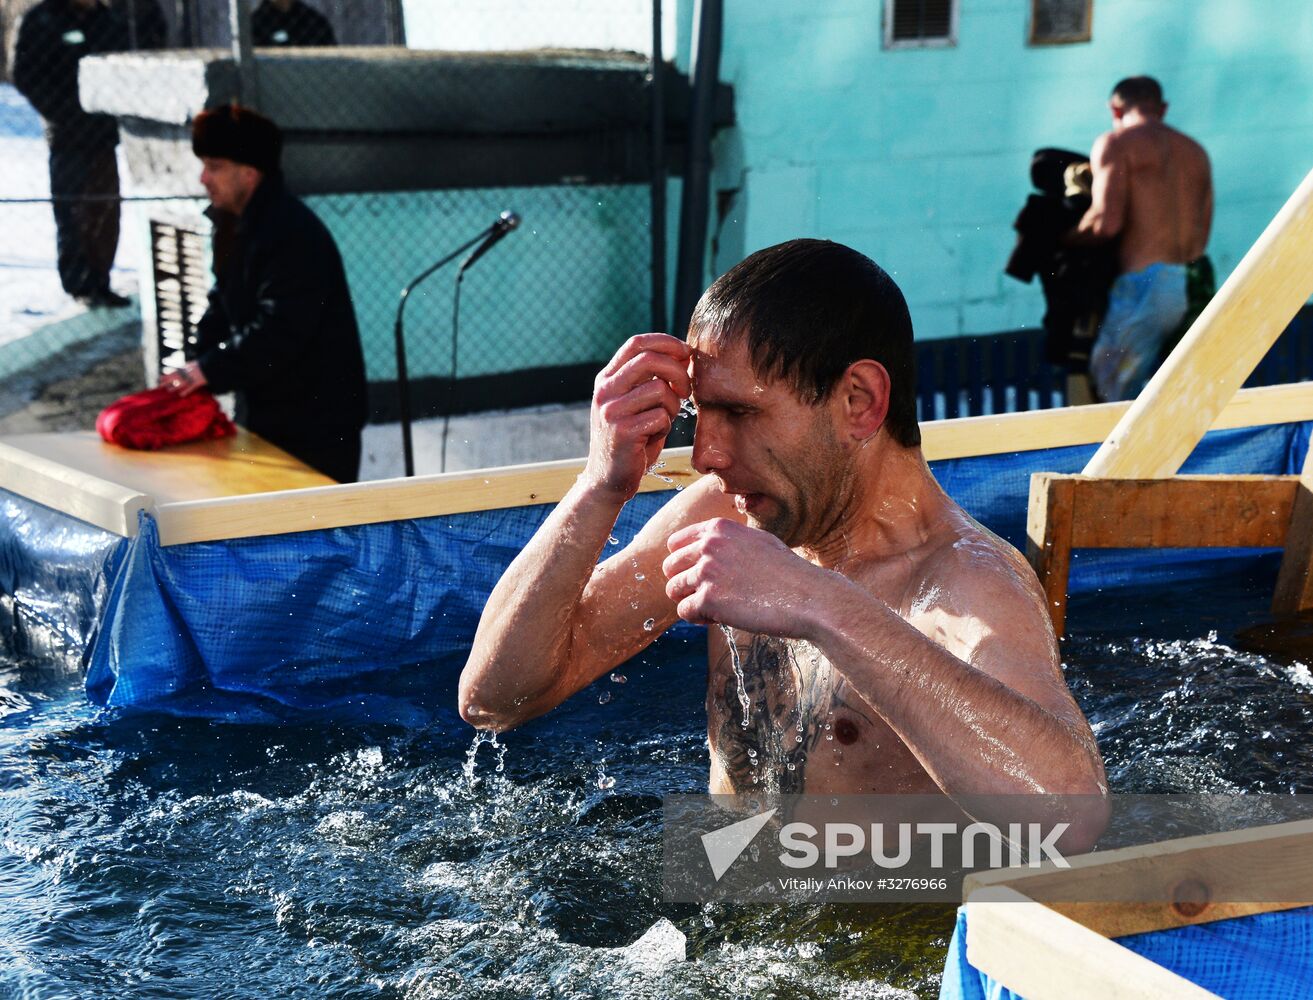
[161, 105, 368, 483]
[12, 0, 163, 306]
[251, 0, 336, 47]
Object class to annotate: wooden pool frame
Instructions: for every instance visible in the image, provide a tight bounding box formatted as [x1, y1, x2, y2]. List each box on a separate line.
[963, 818, 1313, 999]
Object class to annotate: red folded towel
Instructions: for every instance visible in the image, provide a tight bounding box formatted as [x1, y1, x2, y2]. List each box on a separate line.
[96, 387, 237, 450]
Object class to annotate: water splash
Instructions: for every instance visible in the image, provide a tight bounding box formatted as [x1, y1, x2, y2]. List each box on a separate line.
[719, 624, 751, 728]
[462, 730, 505, 787]
[677, 398, 698, 420]
[645, 460, 676, 487]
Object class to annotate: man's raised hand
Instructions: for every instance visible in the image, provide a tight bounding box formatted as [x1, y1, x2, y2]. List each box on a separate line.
[582, 334, 692, 503]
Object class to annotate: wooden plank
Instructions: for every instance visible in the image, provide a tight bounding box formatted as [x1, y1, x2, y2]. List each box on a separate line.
[966, 885, 1219, 1000]
[1273, 440, 1313, 613]
[154, 453, 699, 546]
[1084, 168, 1313, 479]
[919, 382, 1313, 462]
[0, 439, 149, 537]
[965, 819, 1313, 939]
[1066, 476, 1297, 549]
[1026, 474, 1075, 637]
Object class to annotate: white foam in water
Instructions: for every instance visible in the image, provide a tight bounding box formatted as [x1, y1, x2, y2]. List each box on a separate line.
[613, 918, 686, 971]
[719, 624, 751, 728]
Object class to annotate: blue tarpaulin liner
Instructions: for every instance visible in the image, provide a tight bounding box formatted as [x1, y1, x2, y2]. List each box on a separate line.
[0, 420, 1309, 721]
[940, 903, 1313, 999]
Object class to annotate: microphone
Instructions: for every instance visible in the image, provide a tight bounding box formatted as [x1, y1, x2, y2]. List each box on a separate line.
[459, 211, 520, 273]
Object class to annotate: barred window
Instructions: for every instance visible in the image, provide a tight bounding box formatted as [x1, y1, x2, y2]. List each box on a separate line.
[1029, 0, 1093, 45]
[884, 0, 957, 49]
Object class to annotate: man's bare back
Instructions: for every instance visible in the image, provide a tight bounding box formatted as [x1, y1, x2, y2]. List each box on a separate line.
[1076, 79, 1213, 274]
[1099, 119, 1211, 273]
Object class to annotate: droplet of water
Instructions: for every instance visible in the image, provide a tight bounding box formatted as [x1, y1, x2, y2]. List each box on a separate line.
[635, 572, 645, 581]
[598, 691, 612, 704]
[608, 535, 619, 546]
[786, 763, 796, 771]
[610, 672, 627, 684]
[597, 774, 616, 790]
[643, 618, 656, 631]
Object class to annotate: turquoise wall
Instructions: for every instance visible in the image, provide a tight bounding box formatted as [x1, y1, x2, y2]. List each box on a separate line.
[709, 0, 1313, 339]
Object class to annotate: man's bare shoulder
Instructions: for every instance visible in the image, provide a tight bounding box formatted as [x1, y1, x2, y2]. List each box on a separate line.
[901, 512, 1085, 724]
[913, 515, 1048, 627]
[1091, 128, 1124, 162]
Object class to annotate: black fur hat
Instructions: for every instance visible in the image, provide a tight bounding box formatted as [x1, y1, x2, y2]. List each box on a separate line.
[191, 104, 282, 174]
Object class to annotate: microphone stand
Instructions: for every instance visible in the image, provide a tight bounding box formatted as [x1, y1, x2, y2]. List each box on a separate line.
[393, 226, 496, 478]
[439, 241, 487, 473]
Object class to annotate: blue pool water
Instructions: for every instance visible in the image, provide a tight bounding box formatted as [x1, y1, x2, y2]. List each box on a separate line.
[3, 557, 1313, 998]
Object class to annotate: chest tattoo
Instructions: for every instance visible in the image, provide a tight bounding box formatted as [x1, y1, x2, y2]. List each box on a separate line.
[712, 633, 875, 795]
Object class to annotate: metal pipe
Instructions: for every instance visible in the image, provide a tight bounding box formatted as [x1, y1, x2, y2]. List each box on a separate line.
[229, 0, 258, 108]
[672, 0, 722, 339]
[125, 0, 139, 50]
[649, 0, 667, 334]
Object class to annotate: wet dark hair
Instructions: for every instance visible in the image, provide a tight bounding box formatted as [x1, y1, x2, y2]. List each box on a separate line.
[1111, 75, 1164, 111]
[689, 239, 920, 447]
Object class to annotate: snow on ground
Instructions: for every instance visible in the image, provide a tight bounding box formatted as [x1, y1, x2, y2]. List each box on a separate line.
[0, 83, 139, 359]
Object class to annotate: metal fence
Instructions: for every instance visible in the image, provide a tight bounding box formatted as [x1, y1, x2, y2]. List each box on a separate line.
[0, 0, 663, 432]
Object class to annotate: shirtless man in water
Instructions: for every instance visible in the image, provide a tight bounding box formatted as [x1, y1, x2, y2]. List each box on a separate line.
[460, 240, 1107, 845]
[1074, 75, 1213, 402]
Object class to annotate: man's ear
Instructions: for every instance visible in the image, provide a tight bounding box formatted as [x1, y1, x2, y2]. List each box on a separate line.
[837, 360, 890, 441]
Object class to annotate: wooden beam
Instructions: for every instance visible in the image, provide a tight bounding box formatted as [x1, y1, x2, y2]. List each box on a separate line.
[920, 382, 1313, 462]
[1084, 168, 1313, 479]
[1273, 439, 1313, 613]
[966, 885, 1220, 999]
[0, 439, 150, 537]
[153, 455, 700, 546]
[1027, 473, 1300, 635]
[965, 819, 1313, 939]
[1068, 476, 1296, 548]
[1026, 474, 1076, 637]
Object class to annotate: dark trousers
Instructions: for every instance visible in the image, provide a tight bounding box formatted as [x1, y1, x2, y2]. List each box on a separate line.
[49, 143, 120, 296]
[262, 427, 363, 484]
